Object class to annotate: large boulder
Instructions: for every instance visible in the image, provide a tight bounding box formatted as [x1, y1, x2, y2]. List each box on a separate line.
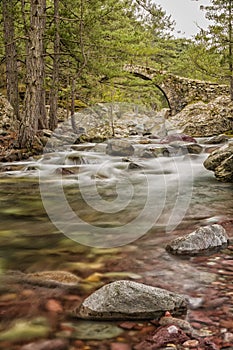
[0, 93, 17, 135]
[169, 96, 233, 137]
[76, 280, 187, 320]
[204, 143, 233, 182]
[166, 224, 229, 256]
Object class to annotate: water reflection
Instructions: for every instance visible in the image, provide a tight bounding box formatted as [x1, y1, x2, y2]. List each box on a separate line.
[0, 141, 233, 293]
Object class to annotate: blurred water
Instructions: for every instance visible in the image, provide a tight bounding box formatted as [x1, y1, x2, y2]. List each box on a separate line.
[0, 141, 232, 291]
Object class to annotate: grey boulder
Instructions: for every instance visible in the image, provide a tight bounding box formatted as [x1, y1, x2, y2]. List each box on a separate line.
[76, 280, 187, 320]
[166, 224, 229, 256]
[204, 143, 233, 182]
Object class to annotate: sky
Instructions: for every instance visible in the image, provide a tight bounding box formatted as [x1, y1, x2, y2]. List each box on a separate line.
[155, 0, 211, 38]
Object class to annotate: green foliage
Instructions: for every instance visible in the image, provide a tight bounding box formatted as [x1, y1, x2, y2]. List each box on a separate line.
[2, 0, 231, 112]
[195, 0, 233, 87]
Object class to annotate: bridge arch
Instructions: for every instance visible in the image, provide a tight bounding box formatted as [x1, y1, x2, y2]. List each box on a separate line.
[124, 64, 229, 115]
[131, 71, 171, 112]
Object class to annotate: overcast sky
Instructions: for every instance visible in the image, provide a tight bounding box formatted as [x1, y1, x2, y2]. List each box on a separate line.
[155, 0, 211, 38]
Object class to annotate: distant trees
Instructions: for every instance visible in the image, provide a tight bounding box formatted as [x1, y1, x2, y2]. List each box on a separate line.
[196, 0, 233, 99]
[0, 0, 177, 148]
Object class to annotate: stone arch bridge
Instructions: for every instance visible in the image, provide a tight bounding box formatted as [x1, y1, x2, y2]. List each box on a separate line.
[124, 64, 229, 115]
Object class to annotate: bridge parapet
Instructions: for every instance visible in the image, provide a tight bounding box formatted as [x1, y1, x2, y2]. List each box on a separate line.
[124, 64, 229, 115]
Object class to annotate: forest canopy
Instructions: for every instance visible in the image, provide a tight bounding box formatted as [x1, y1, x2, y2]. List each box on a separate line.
[0, 0, 232, 147]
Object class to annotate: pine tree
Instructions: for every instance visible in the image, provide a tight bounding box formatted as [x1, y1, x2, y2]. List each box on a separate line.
[197, 0, 233, 99]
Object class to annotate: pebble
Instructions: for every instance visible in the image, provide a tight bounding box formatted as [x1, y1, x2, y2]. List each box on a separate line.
[110, 343, 132, 350]
[20, 339, 69, 350]
[45, 299, 63, 313]
[182, 339, 199, 348]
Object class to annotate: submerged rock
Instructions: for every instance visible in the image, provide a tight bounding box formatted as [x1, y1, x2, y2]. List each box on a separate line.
[142, 145, 172, 158]
[166, 224, 229, 256]
[160, 133, 197, 144]
[21, 339, 69, 350]
[25, 271, 81, 287]
[76, 280, 187, 320]
[170, 141, 203, 155]
[0, 317, 50, 342]
[68, 321, 123, 340]
[203, 134, 229, 145]
[204, 143, 233, 182]
[106, 139, 134, 156]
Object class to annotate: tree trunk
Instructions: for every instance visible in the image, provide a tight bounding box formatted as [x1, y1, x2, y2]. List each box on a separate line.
[19, 0, 47, 148]
[71, 77, 78, 133]
[49, 0, 60, 131]
[2, 0, 19, 120]
[228, 0, 233, 100]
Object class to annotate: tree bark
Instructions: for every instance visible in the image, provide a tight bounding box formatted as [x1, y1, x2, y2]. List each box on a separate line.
[49, 0, 60, 131]
[19, 0, 47, 148]
[228, 0, 233, 100]
[2, 0, 19, 120]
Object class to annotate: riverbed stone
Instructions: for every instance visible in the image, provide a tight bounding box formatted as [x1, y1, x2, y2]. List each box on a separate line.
[203, 134, 229, 145]
[76, 280, 187, 320]
[169, 141, 203, 155]
[106, 139, 134, 156]
[204, 143, 233, 182]
[160, 133, 197, 144]
[166, 224, 229, 256]
[26, 271, 81, 287]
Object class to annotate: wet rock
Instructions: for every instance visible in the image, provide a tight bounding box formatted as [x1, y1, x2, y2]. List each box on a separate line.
[21, 339, 69, 350]
[128, 162, 143, 170]
[65, 152, 87, 165]
[66, 321, 123, 340]
[203, 134, 229, 144]
[187, 297, 204, 309]
[42, 129, 53, 138]
[204, 143, 233, 182]
[166, 224, 229, 256]
[106, 139, 134, 156]
[215, 154, 233, 182]
[134, 325, 189, 350]
[170, 141, 203, 155]
[45, 299, 63, 313]
[0, 93, 18, 135]
[160, 133, 197, 144]
[182, 339, 199, 348]
[0, 317, 50, 342]
[110, 343, 132, 350]
[26, 270, 80, 287]
[169, 96, 233, 137]
[145, 145, 173, 157]
[204, 143, 233, 170]
[76, 280, 187, 320]
[70, 143, 96, 151]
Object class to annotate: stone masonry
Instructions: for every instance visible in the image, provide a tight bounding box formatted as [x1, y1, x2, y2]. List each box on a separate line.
[124, 64, 229, 115]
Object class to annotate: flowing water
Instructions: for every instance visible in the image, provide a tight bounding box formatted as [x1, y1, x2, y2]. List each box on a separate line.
[0, 136, 233, 295]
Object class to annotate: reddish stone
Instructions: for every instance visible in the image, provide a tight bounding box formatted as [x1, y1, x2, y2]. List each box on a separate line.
[110, 343, 132, 350]
[45, 299, 63, 313]
[220, 319, 233, 329]
[205, 297, 229, 309]
[21, 289, 36, 298]
[119, 322, 138, 330]
[20, 339, 69, 350]
[72, 340, 85, 348]
[183, 339, 199, 348]
[189, 311, 216, 325]
[135, 325, 189, 350]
